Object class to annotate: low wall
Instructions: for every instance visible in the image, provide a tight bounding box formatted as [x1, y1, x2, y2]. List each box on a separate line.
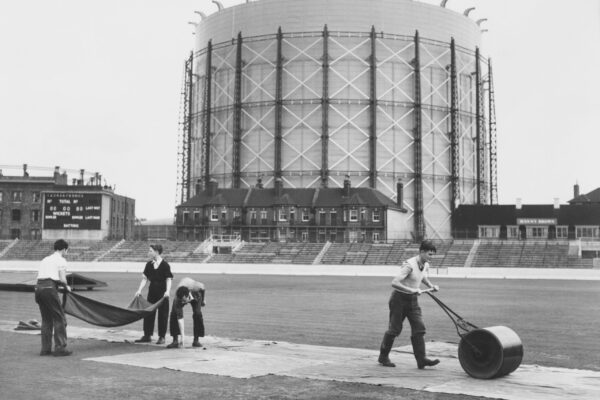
[1, 261, 599, 280]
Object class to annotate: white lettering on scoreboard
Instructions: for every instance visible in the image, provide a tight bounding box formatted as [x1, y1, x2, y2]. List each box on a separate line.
[43, 193, 102, 230]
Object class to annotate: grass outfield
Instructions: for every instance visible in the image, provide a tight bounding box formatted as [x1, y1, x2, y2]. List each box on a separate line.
[1, 272, 598, 371]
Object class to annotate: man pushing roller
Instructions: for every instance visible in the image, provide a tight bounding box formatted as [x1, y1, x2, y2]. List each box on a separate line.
[378, 240, 440, 369]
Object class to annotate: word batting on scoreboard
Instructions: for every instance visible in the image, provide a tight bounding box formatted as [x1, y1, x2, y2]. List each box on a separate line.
[43, 192, 102, 230]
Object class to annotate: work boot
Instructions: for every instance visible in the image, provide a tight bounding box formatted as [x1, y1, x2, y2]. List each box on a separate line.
[192, 338, 202, 347]
[53, 349, 72, 357]
[378, 333, 396, 367]
[134, 336, 151, 343]
[156, 337, 165, 345]
[411, 335, 439, 369]
[166, 340, 182, 349]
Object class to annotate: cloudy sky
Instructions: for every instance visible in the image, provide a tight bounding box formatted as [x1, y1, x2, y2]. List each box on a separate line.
[1, 0, 599, 220]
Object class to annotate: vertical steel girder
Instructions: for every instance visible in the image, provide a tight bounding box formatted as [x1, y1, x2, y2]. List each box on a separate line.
[413, 31, 425, 240]
[233, 33, 243, 188]
[178, 52, 193, 203]
[321, 25, 330, 188]
[186, 52, 194, 200]
[369, 26, 377, 188]
[475, 47, 486, 204]
[450, 38, 460, 211]
[202, 40, 213, 187]
[488, 58, 498, 204]
[275, 27, 283, 180]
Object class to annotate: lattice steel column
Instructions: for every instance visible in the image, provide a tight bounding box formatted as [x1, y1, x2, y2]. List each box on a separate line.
[186, 52, 193, 200]
[488, 58, 498, 205]
[450, 38, 459, 211]
[475, 47, 486, 204]
[202, 40, 213, 187]
[275, 27, 283, 180]
[413, 31, 425, 240]
[177, 52, 193, 203]
[369, 26, 377, 188]
[321, 25, 330, 188]
[233, 33, 243, 188]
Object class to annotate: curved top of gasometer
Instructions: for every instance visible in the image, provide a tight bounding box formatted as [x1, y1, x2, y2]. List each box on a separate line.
[193, 0, 482, 51]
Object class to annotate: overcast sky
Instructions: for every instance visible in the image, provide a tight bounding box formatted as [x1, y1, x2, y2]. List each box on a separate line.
[1, 0, 599, 220]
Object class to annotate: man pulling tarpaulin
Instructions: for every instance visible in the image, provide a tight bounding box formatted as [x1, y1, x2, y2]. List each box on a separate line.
[62, 291, 166, 328]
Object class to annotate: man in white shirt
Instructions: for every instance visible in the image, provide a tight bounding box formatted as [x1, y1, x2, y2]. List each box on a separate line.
[378, 240, 440, 369]
[35, 239, 72, 356]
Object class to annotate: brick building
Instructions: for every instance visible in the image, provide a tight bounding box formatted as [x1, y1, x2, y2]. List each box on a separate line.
[176, 177, 408, 243]
[0, 165, 135, 240]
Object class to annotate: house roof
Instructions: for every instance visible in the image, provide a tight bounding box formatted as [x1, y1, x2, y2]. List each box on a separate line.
[178, 185, 400, 209]
[569, 187, 600, 204]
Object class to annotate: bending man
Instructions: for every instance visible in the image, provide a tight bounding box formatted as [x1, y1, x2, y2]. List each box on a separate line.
[167, 277, 206, 348]
[378, 240, 440, 369]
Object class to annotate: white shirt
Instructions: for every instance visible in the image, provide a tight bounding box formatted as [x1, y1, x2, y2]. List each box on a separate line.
[392, 256, 429, 294]
[37, 252, 67, 281]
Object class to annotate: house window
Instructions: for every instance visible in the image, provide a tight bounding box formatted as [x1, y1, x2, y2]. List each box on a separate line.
[279, 208, 288, 221]
[30, 229, 41, 239]
[12, 209, 21, 221]
[183, 211, 190, 224]
[556, 226, 568, 239]
[290, 208, 295, 222]
[527, 226, 548, 239]
[360, 208, 366, 222]
[32, 192, 41, 202]
[10, 229, 21, 239]
[221, 210, 227, 221]
[349, 209, 358, 222]
[319, 210, 326, 225]
[507, 225, 519, 239]
[12, 191, 22, 202]
[373, 232, 380, 242]
[372, 209, 380, 222]
[479, 225, 500, 238]
[193, 211, 200, 224]
[330, 211, 337, 226]
[210, 209, 218, 221]
[260, 210, 267, 224]
[250, 210, 257, 224]
[301, 231, 308, 242]
[302, 209, 309, 222]
[576, 226, 599, 239]
[31, 210, 40, 222]
[349, 230, 358, 242]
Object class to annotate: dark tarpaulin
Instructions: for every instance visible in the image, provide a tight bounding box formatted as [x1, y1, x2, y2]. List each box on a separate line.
[62, 292, 166, 327]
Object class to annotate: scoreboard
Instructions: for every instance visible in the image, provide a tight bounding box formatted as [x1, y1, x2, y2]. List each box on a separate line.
[43, 193, 102, 230]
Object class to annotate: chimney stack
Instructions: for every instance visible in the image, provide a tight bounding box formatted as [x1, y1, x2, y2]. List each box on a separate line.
[23, 164, 29, 177]
[396, 179, 404, 207]
[553, 198, 560, 209]
[208, 179, 218, 197]
[343, 175, 351, 196]
[574, 182, 580, 198]
[274, 177, 283, 197]
[256, 177, 263, 189]
[516, 198, 522, 210]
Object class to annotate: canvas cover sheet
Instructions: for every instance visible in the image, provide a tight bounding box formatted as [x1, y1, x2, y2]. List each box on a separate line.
[62, 292, 165, 327]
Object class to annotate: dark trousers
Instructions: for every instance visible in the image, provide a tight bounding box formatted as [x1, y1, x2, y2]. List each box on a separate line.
[35, 279, 67, 352]
[143, 291, 169, 338]
[385, 291, 426, 338]
[169, 298, 205, 339]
